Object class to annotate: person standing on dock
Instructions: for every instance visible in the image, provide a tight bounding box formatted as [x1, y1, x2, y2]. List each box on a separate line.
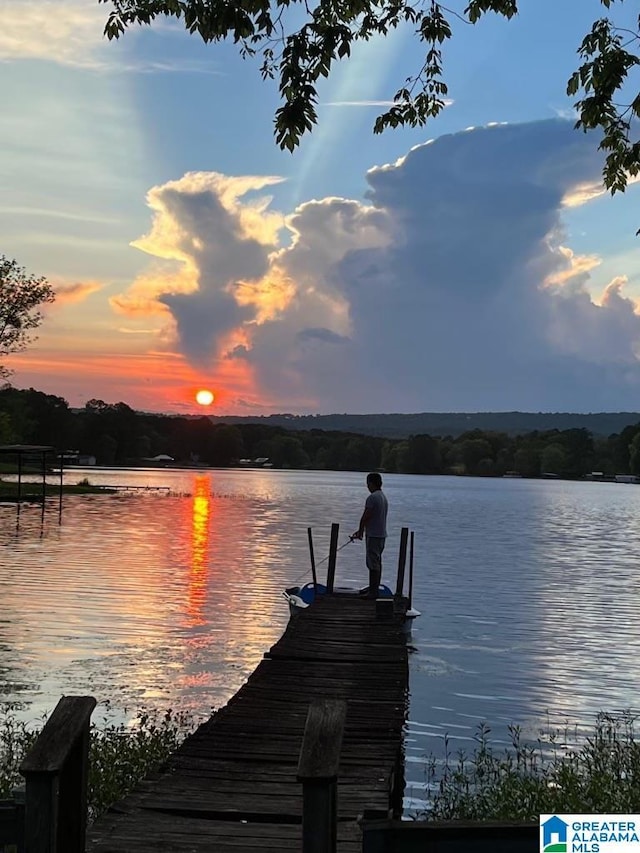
[352, 472, 388, 599]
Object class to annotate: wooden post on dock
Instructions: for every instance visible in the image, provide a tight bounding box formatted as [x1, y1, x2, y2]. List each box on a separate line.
[326, 523, 339, 594]
[20, 695, 96, 853]
[394, 527, 409, 598]
[307, 527, 318, 592]
[408, 530, 415, 609]
[297, 699, 347, 853]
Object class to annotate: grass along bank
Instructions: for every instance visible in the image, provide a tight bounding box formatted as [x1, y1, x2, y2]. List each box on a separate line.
[418, 712, 640, 820]
[0, 705, 197, 821]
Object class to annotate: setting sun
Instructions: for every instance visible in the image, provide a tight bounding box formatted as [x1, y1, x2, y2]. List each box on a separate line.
[195, 389, 215, 406]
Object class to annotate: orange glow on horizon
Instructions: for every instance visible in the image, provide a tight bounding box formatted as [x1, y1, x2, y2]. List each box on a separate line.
[8, 347, 278, 414]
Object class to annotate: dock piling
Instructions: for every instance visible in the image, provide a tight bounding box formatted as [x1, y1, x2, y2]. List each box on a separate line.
[408, 531, 414, 610]
[297, 699, 347, 853]
[394, 527, 409, 598]
[307, 526, 318, 592]
[326, 523, 340, 593]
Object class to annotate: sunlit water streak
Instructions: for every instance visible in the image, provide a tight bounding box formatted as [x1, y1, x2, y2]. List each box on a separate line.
[3, 469, 640, 808]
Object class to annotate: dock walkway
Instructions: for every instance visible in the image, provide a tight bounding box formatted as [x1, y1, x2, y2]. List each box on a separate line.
[87, 594, 409, 853]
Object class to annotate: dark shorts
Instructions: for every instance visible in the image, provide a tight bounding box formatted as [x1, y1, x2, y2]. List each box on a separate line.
[366, 536, 385, 574]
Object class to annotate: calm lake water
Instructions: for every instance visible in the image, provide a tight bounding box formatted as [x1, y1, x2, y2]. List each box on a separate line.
[2, 468, 640, 809]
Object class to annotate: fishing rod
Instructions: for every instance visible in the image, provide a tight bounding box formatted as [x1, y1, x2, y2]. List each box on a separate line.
[314, 535, 356, 568]
[289, 533, 357, 586]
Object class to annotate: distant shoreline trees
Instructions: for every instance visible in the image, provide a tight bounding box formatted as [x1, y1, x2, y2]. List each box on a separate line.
[2, 386, 640, 478]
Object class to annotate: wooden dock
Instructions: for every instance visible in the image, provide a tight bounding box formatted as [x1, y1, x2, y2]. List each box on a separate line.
[13, 525, 541, 853]
[86, 593, 409, 853]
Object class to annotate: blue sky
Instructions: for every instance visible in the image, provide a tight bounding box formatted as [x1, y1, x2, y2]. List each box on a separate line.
[2, 0, 640, 414]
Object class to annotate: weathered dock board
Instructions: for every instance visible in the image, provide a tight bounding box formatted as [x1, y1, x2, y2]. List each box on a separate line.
[87, 594, 409, 853]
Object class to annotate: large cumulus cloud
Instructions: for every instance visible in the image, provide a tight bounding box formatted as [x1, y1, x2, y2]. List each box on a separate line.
[115, 119, 640, 412]
[112, 172, 285, 369]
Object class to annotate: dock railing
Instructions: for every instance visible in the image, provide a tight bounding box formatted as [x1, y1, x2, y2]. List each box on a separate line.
[297, 698, 347, 853]
[326, 523, 340, 593]
[321, 523, 412, 600]
[19, 695, 96, 853]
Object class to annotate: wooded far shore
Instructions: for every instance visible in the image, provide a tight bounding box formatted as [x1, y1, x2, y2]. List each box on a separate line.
[3, 386, 640, 479]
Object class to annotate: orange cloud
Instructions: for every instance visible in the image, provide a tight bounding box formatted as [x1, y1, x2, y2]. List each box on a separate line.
[544, 245, 601, 289]
[117, 327, 163, 334]
[52, 279, 103, 305]
[562, 174, 640, 208]
[9, 345, 268, 414]
[109, 265, 199, 317]
[109, 173, 287, 356]
[132, 172, 284, 262]
[110, 293, 173, 318]
[600, 276, 633, 308]
[235, 268, 296, 324]
[561, 181, 606, 208]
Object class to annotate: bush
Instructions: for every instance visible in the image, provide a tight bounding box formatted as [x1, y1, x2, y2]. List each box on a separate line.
[0, 705, 197, 821]
[0, 709, 38, 798]
[420, 712, 640, 820]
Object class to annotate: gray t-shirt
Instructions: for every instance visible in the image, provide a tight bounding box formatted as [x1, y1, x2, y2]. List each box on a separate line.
[365, 489, 388, 538]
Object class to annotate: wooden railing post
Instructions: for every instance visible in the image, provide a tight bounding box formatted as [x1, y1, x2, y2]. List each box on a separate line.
[297, 699, 347, 853]
[20, 695, 96, 853]
[307, 527, 318, 592]
[394, 527, 409, 598]
[408, 530, 414, 610]
[326, 523, 340, 594]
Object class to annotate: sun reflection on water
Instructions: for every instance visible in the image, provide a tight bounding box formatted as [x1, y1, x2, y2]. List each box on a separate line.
[186, 475, 212, 627]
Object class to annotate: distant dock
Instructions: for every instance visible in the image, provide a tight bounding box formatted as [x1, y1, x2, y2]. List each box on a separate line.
[93, 484, 172, 493]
